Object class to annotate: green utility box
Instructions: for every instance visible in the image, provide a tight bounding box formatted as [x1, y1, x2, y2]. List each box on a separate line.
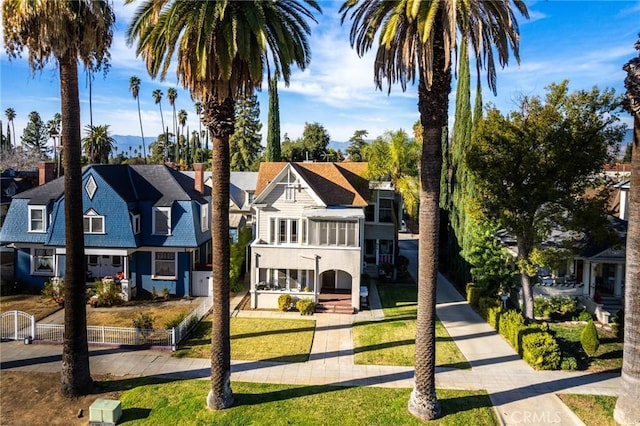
[89, 398, 122, 425]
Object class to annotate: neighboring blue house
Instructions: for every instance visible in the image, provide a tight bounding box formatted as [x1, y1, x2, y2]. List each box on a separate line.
[0, 162, 212, 298]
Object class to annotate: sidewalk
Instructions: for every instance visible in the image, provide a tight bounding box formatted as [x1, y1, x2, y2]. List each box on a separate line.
[1, 239, 620, 425]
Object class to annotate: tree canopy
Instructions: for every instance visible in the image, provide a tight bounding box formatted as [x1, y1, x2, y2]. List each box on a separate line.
[468, 81, 627, 319]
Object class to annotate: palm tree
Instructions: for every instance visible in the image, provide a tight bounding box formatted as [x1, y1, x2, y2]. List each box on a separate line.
[167, 87, 178, 161]
[340, 0, 528, 420]
[178, 109, 188, 165]
[46, 113, 62, 176]
[614, 34, 640, 426]
[129, 76, 147, 162]
[127, 0, 320, 409]
[3, 0, 114, 396]
[5, 108, 16, 148]
[194, 101, 204, 157]
[82, 124, 115, 164]
[152, 89, 166, 148]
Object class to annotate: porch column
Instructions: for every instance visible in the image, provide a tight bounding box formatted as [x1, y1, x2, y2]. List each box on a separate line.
[615, 264, 624, 297]
[582, 261, 591, 296]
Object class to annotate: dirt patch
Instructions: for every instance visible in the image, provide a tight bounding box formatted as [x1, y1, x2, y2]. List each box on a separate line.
[86, 301, 197, 328]
[0, 371, 124, 426]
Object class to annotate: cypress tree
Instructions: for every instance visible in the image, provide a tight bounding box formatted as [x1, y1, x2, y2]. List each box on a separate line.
[265, 73, 281, 162]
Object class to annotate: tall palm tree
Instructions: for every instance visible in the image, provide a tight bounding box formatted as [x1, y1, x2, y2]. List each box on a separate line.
[82, 124, 115, 164]
[178, 108, 188, 165]
[127, 0, 320, 409]
[3, 0, 114, 396]
[129, 76, 147, 162]
[152, 89, 166, 147]
[340, 0, 527, 420]
[167, 87, 178, 161]
[194, 101, 204, 154]
[614, 34, 640, 426]
[5, 108, 16, 148]
[47, 113, 62, 176]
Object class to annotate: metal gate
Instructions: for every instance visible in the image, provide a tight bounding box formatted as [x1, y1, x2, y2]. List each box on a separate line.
[1, 310, 35, 341]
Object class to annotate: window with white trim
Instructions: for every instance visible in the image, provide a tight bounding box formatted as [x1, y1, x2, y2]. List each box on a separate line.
[152, 251, 177, 279]
[269, 218, 307, 245]
[83, 209, 105, 234]
[200, 203, 209, 232]
[153, 207, 171, 235]
[28, 206, 47, 232]
[130, 213, 141, 234]
[32, 248, 54, 275]
[309, 220, 358, 247]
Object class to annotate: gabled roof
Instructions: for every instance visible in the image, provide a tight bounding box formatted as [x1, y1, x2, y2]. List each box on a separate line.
[13, 164, 210, 206]
[255, 162, 369, 207]
[230, 172, 258, 210]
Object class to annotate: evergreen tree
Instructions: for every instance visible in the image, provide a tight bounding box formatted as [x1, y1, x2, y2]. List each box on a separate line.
[345, 129, 368, 161]
[447, 38, 474, 285]
[230, 95, 263, 171]
[265, 73, 281, 162]
[21, 111, 49, 158]
[299, 122, 330, 161]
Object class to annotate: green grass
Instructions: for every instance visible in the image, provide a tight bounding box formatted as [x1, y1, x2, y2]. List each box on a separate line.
[557, 394, 617, 426]
[174, 317, 315, 363]
[548, 323, 623, 372]
[353, 284, 470, 368]
[109, 379, 497, 425]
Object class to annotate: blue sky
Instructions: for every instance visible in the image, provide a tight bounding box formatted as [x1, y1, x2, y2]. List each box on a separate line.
[1, 0, 639, 150]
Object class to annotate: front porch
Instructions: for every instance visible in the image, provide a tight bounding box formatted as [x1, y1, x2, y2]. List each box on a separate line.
[316, 290, 354, 314]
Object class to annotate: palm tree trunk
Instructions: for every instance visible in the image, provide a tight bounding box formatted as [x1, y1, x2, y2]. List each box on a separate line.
[59, 52, 92, 396]
[614, 112, 640, 424]
[137, 97, 146, 163]
[408, 14, 450, 421]
[206, 97, 234, 410]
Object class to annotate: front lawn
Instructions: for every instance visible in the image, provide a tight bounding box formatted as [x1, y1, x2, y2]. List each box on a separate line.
[0, 294, 61, 320]
[557, 394, 617, 426]
[353, 284, 469, 368]
[174, 317, 315, 363]
[113, 379, 498, 425]
[85, 303, 195, 329]
[549, 323, 622, 372]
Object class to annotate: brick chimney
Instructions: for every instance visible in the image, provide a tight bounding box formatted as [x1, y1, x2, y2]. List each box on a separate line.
[38, 161, 55, 185]
[193, 163, 206, 194]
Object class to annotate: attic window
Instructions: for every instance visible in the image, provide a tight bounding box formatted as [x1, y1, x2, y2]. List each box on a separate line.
[85, 175, 97, 199]
[83, 209, 105, 234]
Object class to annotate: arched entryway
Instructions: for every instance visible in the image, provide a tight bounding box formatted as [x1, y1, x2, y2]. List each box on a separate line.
[318, 269, 354, 314]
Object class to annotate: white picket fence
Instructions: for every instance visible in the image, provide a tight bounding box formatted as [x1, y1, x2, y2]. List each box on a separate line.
[3, 297, 213, 351]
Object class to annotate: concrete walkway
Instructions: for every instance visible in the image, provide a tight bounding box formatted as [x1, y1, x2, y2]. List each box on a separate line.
[0, 236, 620, 425]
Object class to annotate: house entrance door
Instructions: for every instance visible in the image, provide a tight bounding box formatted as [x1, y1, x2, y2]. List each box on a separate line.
[321, 270, 336, 292]
[87, 255, 123, 280]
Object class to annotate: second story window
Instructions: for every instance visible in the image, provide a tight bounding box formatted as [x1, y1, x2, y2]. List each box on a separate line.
[153, 206, 171, 235]
[269, 217, 306, 245]
[201, 203, 209, 232]
[378, 199, 393, 223]
[83, 209, 105, 234]
[28, 206, 47, 232]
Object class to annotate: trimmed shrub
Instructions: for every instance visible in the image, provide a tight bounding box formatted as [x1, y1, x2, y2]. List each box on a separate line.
[611, 309, 624, 341]
[486, 306, 502, 330]
[573, 310, 593, 322]
[560, 354, 578, 371]
[580, 320, 600, 356]
[478, 297, 500, 320]
[498, 309, 525, 350]
[278, 294, 294, 312]
[521, 331, 561, 370]
[466, 283, 480, 307]
[534, 296, 578, 320]
[296, 298, 315, 316]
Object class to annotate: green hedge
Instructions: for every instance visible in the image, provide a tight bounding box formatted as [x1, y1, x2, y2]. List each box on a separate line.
[477, 298, 562, 370]
[466, 283, 481, 307]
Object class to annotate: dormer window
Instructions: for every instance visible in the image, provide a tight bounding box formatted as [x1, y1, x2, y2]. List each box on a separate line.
[247, 192, 254, 204]
[200, 203, 209, 232]
[28, 205, 47, 232]
[130, 212, 141, 234]
[153, 206, 171, 235]
[83, 209, 105, 234]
